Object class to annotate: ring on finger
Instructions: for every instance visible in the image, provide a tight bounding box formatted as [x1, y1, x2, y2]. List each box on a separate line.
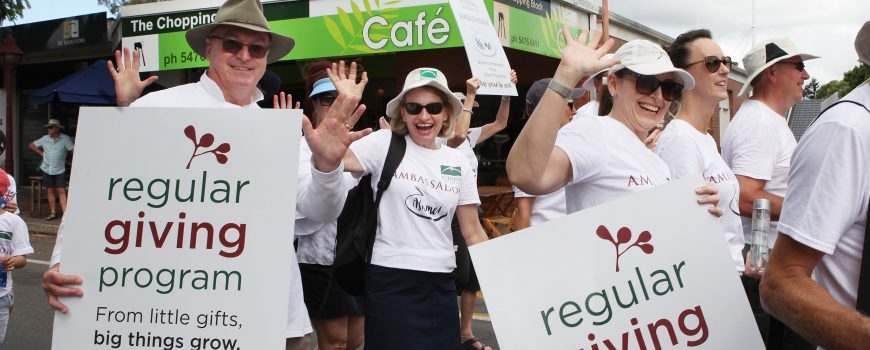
[344, 122, 353, 130]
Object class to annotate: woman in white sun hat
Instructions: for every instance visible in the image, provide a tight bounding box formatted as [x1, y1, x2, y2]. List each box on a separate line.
[339, 67, 490, 349]
[508, 28, 722, 217]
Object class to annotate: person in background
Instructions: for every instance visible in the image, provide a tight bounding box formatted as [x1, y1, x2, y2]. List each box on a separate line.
[0, 171, 32, 344]
[443, 71, 516, 350]
[761, 21, 870, 350]
[720, 36, 818, 349]
[512, 78, 575, 230]
[294, 60, 365, 350]
[659, 29, 745, 273]
[28, 119, 73, 220]
[0, 132, 19, 215]
[575, 53, 614, 118]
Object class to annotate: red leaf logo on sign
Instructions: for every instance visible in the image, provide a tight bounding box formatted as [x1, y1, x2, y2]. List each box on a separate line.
[184, 125, 231, 169]
[596, 225, 654, 272]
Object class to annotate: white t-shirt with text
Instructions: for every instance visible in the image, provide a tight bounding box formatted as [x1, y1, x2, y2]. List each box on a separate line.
[657, 119, 745, 272]
[555, 116, 671, 213]
[351, 130, 479, 273]
[0, 212, 32, 297]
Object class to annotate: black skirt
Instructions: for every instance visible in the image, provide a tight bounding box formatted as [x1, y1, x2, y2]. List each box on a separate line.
[364, 264, 460, 350]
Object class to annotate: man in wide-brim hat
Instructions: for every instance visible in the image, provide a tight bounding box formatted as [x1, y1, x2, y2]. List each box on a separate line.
[48, 1, 371, 349]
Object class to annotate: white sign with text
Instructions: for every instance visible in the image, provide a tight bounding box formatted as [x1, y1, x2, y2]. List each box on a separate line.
[52, 107, 301, 350]
[470, 177, 763, 349]
[449, 0, 517, 96]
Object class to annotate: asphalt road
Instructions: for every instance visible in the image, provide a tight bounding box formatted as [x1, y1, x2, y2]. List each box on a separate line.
[2, 234, 501, 350]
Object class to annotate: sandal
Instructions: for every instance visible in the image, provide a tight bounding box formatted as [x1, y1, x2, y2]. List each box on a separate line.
[44, 214, 57, 220]
[461, 337, 492, 350]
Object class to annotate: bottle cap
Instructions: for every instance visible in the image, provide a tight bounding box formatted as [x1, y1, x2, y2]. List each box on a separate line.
[753, 198, 771, 211]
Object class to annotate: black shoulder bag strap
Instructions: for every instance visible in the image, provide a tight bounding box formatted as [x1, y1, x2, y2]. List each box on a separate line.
[814, 99, 870, 313]
[364, 132, 406, 263]
[860, 197, 870, 314]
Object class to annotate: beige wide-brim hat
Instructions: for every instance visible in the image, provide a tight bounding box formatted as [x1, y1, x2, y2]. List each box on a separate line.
[386, 68, 463, 119]
[608, 40, 695, 90]
[185, 0, 295, 64]
[738, 38, 819, 96]
[582, 53, 615, 92]
[857, 21, 870, 66]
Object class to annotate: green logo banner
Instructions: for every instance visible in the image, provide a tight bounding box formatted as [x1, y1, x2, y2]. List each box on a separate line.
[121, 0, 584, 72]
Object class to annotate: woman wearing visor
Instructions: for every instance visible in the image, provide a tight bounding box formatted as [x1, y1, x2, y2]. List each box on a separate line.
[508, 29, 721, 216]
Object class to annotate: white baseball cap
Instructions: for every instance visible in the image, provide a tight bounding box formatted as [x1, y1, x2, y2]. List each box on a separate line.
[609, 40, 695, 90]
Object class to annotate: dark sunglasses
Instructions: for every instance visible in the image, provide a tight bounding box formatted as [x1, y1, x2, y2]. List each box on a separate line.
[779, 61, 805, 72]
[616, 69, 684, 102]
[403, 102, 444, 115]
[314, 93, 336, 107]
[208, 35, 269, 59]
[686, 56, 732, 73]
[47, 126, 57, 129]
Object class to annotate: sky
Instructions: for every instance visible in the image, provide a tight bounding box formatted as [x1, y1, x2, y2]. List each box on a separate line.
[6, 0, 869, 85]
[606, 0, 869, 85]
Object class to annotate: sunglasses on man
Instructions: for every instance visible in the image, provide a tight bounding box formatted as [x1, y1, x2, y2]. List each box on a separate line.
[616, 69, 684, 102]
[209, 35, 269, 59]
[778, 61, 806, 72]
[685, 56, 732, 73]
[404, 102, 445, 115]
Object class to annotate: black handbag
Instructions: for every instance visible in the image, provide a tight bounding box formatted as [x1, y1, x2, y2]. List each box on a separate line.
[332, 132, 406, 296]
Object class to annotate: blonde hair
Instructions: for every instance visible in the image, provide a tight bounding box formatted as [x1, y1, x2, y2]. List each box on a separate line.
[389, 86, 455, 137]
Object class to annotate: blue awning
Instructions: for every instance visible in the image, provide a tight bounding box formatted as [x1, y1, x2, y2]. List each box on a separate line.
[28, 59, 116, 105]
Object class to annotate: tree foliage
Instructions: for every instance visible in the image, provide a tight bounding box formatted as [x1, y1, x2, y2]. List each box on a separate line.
[817, 63, 870, 99]
[802, 77, 819, 99]
[0, 0, 30, 26]
[98, 0, 165, 15]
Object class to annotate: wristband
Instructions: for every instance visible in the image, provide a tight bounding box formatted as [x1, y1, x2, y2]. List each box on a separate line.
[547, 79, 573, 99]
[462, 107, 474, 115]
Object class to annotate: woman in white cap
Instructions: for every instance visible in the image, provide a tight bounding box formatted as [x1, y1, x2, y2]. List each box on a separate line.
[339, 67, 490, 349]
[508, 28, 721, 216]
[658, 29, 746, 274]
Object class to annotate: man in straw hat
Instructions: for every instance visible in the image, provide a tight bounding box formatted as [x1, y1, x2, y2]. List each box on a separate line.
[28, 118, 74, 221]
[721, 36, 818, 349]
[43, 1, 369, 348]
[761, 21, 870, 349]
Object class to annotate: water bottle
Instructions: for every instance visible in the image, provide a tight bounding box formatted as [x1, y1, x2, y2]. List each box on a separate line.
[748, 198, 771, 272]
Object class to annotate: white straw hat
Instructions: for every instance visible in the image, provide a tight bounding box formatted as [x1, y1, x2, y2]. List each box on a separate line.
[738, 38, 818, 96]
[609, 40, 694, 90]
[386, 68, 463, 119]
